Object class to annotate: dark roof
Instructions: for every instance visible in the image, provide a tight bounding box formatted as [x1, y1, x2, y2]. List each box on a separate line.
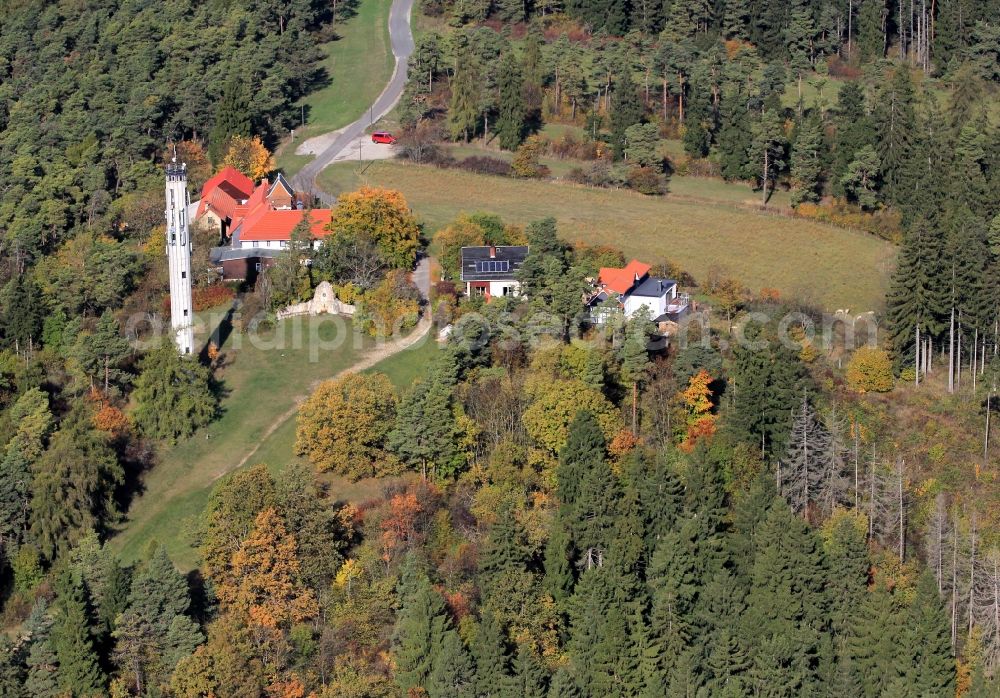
[629, 277, 676, 298]
[460, 245, 529, 281]
[269, 173, 295, 198]
[209, 246, 284, 263]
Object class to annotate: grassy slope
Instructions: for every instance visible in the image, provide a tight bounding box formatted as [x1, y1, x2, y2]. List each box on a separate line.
[319, 161, 894, 310]
[112, 312, 373, 568]
[276, 0, 394, 173]
[111, 316, 440, 571]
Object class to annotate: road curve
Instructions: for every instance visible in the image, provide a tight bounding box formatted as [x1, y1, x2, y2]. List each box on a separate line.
[291, 0, 415, 202]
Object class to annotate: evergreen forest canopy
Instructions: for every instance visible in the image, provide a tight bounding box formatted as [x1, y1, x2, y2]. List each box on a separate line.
[0, 0, 331, 270]
[0, 0, 999, 695]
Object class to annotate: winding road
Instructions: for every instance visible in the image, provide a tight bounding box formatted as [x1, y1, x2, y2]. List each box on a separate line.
[291, 0, 415, 202]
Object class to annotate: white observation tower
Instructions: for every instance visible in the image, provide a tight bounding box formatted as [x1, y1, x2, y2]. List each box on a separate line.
[165, 161, 194, 354]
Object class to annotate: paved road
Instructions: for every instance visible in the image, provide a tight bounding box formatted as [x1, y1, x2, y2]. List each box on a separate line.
[291, 0, 415, 203]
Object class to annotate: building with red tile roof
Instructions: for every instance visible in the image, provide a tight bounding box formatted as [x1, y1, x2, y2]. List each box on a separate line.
[194, 166, 255, 235]
[203, 171, 333, 281]
[597, 259, 651, 295]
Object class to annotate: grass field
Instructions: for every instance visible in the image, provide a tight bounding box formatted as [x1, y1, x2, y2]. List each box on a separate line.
[276, 0, 394, 172]
[111, 312, 440, 570]
[112, 311, 374, 568]
[318, 160, 894, 310]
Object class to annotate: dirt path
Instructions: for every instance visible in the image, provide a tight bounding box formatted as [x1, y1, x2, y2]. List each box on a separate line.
[223, 256, 434, 478]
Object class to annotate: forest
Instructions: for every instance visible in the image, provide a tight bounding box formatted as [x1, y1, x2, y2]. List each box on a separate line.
[0, 0, 999, 695]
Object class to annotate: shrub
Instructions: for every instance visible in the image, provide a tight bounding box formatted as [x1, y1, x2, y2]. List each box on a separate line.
[627, 166, 668, 195]
[456, 156, 512, 177]
[192, 284, 236, 311]
[512, 136, 549, 179]
[846, 346, 894, 393]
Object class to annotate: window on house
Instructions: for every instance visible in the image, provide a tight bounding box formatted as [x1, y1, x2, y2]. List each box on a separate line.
[255, 263, 262, 272]
[475, 260, 510, 273]
[473, 285, 486, 296]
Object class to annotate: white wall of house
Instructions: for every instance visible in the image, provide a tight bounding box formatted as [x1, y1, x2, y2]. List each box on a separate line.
[624, 294, 666, 318]
[488, 280, 520, 297]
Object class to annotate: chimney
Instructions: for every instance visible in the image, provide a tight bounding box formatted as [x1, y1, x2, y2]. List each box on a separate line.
[489, 245, 497, 258]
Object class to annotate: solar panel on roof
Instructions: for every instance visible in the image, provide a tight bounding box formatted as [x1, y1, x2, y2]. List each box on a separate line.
[475, 260, 510, 273]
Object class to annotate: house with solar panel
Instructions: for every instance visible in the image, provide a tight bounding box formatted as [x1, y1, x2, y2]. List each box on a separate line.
[586, 259, 690, 325]
[460, 245, 529, 300]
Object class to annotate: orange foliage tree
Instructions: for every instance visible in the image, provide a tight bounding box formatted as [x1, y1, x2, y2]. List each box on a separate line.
[326, 187, 420, 268]
[679, 369, 718, 451]
[223, 135, 274, 181]
[215, 508, 319, 670]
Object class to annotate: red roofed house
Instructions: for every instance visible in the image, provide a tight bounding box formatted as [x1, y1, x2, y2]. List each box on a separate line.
[201, 170, 332, 282]
[587, 259, 689, 324]
[195, 166, 255, 237]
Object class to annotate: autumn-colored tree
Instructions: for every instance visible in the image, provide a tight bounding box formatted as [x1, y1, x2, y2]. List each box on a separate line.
[217, 508, 319, 637]
[846, 346, 894, 393]
[433, 216, 486, 280]
[679, 369, 718, 451]
[223, 135, 274, 181]
[326, 187, 421, 268]
[358, 270, 420, 337]
[511, 136, 549, 178]
[523, 378, 623, 457]
[165, 140, 213, 192]
[379, 492, 423, 565]
[295, 372, 400, 478]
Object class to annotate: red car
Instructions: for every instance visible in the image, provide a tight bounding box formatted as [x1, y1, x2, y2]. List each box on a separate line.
[371, 131, 396, 144]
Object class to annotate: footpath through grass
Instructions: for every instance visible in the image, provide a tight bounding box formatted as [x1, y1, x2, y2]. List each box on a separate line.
[277, 0, 394, 172]
[319, 161, 895, 311]
[111, 314, 439, 570]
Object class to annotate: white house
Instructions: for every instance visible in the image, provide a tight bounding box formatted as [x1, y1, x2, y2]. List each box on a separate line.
[460, 245, 529, 300]
[586, 259, 689, 324]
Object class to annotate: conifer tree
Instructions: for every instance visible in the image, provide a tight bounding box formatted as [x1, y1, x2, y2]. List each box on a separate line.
[208, 77, 252, 165]
[784, 0, 816, 76]
[873, 69, 918, 209]
[388, 350, 462, 478]
[729, 472, 777, 579]
[619, 331, 652, 435]
[547, 666, 580, 698]
[790, 115, 825, 205]
[50, 571, 105, 696]
[496, 53, 526, 151]
[449, 41, 482, 143]
[831, 82, 875, 197]
[742, 500, 828, 696]
[556, 410, 606, 521]
[427, 629, 475, 698]
[2, 273, 44, 350]
[24, 600, 59, 698]
[30, 406, 123, 561]
[543, 520, 575, 604]
[899, 572, 955, 694]
[573, 454, 619, 570]
[392, 560, 451, 693]
[780, 395, 834, 514]
[472, 610, 510, 698]
[750, 108, 787, 207]
[855, 0, 885, 60]
[610, 75, 644, 160]
[848, 581, 903, 697]
[634, 452, 684, 562]
[822, 509, 870, 635]
[132, 345, 217, 443]
[505, 643, 548, 698]
[716, 92, 751, 180]
[648, 527, 698, 662]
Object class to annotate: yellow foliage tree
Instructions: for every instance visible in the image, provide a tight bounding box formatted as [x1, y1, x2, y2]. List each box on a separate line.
[223, 135, 274, 181]
[679, 369, 718, 451]
[327, 187, 420, 268]
[359, 269, 420, 337]
[846, 345, 894, 393]
[433, 216, 485, 279]
[523, 378, 623, 456]
[295, 372, 400, 478]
